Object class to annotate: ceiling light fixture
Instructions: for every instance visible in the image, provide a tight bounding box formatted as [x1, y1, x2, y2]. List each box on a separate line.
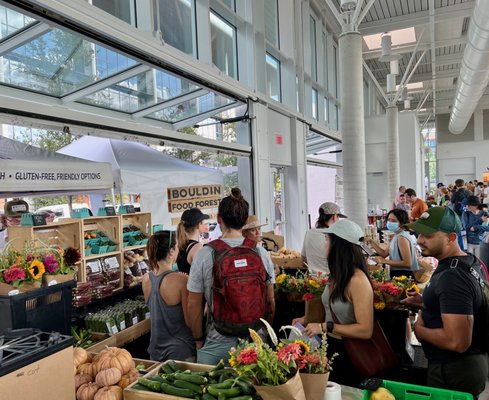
[379, 33, 402, 62]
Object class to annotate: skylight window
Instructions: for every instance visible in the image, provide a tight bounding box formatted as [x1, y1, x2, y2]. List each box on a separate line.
[364, 28, 416, 50]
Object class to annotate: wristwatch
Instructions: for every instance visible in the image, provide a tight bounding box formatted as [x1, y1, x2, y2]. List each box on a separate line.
[326, 321, 334, 334]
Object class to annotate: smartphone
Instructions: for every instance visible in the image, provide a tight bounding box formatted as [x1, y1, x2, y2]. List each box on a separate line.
[358, 378, 383, 391]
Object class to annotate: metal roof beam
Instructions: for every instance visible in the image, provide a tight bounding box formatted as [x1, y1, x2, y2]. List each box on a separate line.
[0, 21, 51, 56]
[358, 1, 474, 36]
[172, 102, 238, 130]
[131, 89, 209, 119]
[61, 64, 151, 103]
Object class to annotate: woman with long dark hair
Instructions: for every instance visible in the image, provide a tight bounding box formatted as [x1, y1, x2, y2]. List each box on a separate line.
[176, 208, 209, 274]
[304, 219, 373, 386]
[142, 230, 195, 361]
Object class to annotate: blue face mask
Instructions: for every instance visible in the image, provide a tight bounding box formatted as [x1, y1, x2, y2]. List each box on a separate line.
[386, 222, 399, 232]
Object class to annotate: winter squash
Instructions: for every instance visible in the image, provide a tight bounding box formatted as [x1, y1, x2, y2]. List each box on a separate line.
[95, 368, 122, 387]
[94, 347, 134, 374]
[94, 386, 123, 400]
[74, 347, 88, 367]
[76, 382, 100, 400]
[117, 373, 137, 389]
[75, 374, 93, 390]
[77, 362, 98, 378]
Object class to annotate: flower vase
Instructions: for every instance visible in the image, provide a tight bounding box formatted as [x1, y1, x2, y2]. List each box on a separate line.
[300, 372, 329, 400]
[42, 272, 76, 286]
[253, 372, 306, 400]
[304, 297, 325, 325]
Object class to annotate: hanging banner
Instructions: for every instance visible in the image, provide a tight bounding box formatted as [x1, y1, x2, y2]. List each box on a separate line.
[0, 159, 113, 193]
[167, 184, 223, 213]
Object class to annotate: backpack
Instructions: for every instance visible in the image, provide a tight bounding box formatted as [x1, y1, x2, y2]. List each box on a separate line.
[453, 257, 489, 354]
[458, 197, 469, 214]
[207, 238, 269, 337]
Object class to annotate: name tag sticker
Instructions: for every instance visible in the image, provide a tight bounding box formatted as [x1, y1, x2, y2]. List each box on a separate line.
[234, 259, 248, 268]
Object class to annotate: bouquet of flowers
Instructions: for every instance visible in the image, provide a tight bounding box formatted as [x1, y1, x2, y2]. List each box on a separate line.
[370, 273, 420, 310]
[301, 271, 328, 301]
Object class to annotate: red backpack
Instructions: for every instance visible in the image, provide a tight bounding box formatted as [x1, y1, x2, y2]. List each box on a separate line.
[207, 238, 268, 337]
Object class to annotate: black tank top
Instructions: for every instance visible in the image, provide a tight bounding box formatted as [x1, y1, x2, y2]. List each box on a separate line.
[176, 240, 199, 274]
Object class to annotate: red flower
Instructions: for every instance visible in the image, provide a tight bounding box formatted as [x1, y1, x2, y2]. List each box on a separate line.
[3, 267, 26, 283]
[236, 347, 258, 365]
[303, 293, 315, 301]
[277, 343, 303, 365]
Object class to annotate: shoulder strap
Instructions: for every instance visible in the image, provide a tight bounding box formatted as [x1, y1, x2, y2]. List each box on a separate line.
[450, 257, 485, 289]
[158, 270, 176, 290]
[206, 238, 231, 253]
[185, 240, 199, 255]
[242, 237, 257, 249]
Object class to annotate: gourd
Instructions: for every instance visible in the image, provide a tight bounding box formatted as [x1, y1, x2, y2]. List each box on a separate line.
[74, 347, 89, 367]
[118, 368, 139, 389]
[76, 382, 100, 400]
[75, 374, 93, 390]
[77, 362, 99, 378]
[94, 347, 135, 374]
[94, 386, 123, 400]
[95, 368, 122, 387]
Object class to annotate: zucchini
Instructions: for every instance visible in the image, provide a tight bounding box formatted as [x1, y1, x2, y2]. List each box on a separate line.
[206, 386, 242, 397]
[202, 394, 218, 400]
[234, 380, 254, 395]
[174, 372, 208, 385]
[160, 362, 175, 374]
[206, 380, 233, 390]
[173, 379, 203, 394]
[211, 359, 225, 372]
[167, 359, 183, 372]
[227, 396, 253, 400]
[131, 383, 151, 392]
[218, 393, 226, 400]
[138, 378, 161, 392]
[160, 383, 195, 398]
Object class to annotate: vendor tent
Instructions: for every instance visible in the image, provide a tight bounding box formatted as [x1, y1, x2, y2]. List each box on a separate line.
[0, 137, 113, 197]
[58, 136, 223, 226]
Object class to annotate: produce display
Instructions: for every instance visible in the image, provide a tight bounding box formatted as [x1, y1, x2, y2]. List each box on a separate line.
[131, 359, 257, 399]
[84, 230, 118, 255]
[123, 250, 149, 288]
[123, 225, 149, 247]
[74, 346, 141, 400]
[74, 281, 93, 307]
[84, 298, 149, 335]
[85, 256, 121, 298]
[270, 247, 303, 268]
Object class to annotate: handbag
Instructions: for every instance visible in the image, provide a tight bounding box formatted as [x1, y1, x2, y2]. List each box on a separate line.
[329, 301, 398, 378]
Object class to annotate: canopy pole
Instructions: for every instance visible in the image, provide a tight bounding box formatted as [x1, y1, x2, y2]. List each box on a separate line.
[111, 187, 116, 207]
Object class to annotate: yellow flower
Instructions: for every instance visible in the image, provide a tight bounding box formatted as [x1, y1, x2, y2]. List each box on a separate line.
[248, 329, 263, 345]
[393, 275, 408, 282]
[28, 260, 45, 280]
[294, 339, 311, 355]
[406, 284, 420, 296]
[276, 274, 287, 285]
[308, 279, 320, 288]
[374, 301, 386, 310]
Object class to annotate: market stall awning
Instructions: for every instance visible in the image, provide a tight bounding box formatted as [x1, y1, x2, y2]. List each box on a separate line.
[0, 137, 113, 197]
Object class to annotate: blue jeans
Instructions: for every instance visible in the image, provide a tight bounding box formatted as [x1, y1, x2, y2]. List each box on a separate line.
[196, 337, 239, 366]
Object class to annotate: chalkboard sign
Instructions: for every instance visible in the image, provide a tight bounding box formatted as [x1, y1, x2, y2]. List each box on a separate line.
[126, 205, 136, 214]
[105, 206, 116, 216]
[32, 214, 47, 226]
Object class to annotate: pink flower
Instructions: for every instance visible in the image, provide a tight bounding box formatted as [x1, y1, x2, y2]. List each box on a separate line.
[378, 282, 403, 296]
[277, 343, 302, 365]
[303, 293, 315, 301]
[236, 347, 258, 365]
[42, 253, 60, 274]
[3, 267, 26, 283]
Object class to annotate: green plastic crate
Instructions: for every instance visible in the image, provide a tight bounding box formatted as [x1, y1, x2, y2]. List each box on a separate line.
[91, 245, 109, 254]
[362, 380, 473, 400]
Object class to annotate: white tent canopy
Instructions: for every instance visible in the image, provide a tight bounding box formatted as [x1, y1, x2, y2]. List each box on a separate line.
[58, 136, 223, 226]
[0, 137, 113, 197]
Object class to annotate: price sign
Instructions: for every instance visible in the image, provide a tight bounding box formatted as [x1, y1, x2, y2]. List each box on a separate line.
[126, 205, 136, 214]
[32, 214, 47, 226]
[105, 206, 116, 216]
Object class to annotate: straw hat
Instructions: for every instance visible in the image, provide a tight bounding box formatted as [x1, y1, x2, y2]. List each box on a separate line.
[242, 215, 266, 230]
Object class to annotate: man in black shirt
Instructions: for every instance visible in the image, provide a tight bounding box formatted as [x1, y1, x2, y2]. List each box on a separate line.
[405, 207, 488, 398]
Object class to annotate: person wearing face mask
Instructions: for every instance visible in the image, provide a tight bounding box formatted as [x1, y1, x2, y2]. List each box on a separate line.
[365, 208, 419, 279]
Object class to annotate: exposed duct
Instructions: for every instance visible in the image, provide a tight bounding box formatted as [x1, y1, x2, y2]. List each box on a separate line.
[449, 0, 489, 134]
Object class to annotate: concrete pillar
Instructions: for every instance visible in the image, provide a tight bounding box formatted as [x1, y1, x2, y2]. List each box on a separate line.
[339, 31, 367, 226]
[386, 105, 400, 206]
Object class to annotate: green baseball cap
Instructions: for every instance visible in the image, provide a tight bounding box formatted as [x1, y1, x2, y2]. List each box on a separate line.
[406, 206, 462, 234]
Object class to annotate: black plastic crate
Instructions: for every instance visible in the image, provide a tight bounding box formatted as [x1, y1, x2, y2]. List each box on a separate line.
[0, 281, 75, 335]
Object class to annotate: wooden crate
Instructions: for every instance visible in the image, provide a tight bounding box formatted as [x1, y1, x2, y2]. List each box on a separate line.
[124, 360, 214, 400]
[7, 220, 82, 252]
[121, 212, 152, 252]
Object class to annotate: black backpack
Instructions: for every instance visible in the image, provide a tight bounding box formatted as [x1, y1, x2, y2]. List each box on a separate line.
[453, 257, 489, 354]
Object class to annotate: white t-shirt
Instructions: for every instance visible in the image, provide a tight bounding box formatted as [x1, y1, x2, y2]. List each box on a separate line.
[301, 228, 329, 275]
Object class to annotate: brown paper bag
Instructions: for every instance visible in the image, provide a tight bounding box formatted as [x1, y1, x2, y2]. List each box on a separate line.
[300, 372, 329, 400]
[254, 372, 306, 400]
[304, 297, 325, 325]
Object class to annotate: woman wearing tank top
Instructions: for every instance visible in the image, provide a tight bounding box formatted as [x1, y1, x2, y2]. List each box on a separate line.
[365, 208, 419, 279]
[142, 230, 196, 361]
[176, 208, 209, 274]
[304, 219, 374, 387]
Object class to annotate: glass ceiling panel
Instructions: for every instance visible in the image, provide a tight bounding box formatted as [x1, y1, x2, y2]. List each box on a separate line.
[306, 131, 340, 156]
[0, 27, 137, 96]
[147, 92, 235, 123]
[0, 6, 36, 39]
[78, 69, 199, 113]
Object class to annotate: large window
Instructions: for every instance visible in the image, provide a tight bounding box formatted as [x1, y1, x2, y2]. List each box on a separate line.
[92, 0, 135, 25]
[323, 32, 328, 89]
[221, 0, 236, 11]
[310, 16, 317, 81]
[266, 53, 281, 101]
[158, 0, 195, 55]
[210, 11, 237, 79]
[264, 0, 279, 48]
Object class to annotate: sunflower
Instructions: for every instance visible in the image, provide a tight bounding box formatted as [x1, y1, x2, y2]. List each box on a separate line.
[294, 339, 311, 355]
[28, 260, 45, 280]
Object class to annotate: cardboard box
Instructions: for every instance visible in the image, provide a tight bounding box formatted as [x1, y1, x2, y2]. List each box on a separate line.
[124, 360, 214, 400]
[1, 346, 75, 400]
[262, 231, 285, 250]
[87, 319, 150, 352]
[271, 255, 304, 269]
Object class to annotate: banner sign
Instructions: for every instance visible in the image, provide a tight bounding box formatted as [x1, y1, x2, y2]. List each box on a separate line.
[0, 159, 113, 192]
[167, 184, 223, 213]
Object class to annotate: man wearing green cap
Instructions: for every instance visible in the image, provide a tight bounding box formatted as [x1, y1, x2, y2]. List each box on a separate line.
[404, 206, 488, 398]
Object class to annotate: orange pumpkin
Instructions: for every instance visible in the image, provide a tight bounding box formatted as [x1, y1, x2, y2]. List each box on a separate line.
[95, 368, 121, 387]
[76, 382, 100, 400]
[74, 347, 88, 367]
[77, 362, 98, 378]
[75, 374, 93, 390]
[94, 386, 123, 400]
[117, 373, 137, 389]
[94, 347, 134, 374]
